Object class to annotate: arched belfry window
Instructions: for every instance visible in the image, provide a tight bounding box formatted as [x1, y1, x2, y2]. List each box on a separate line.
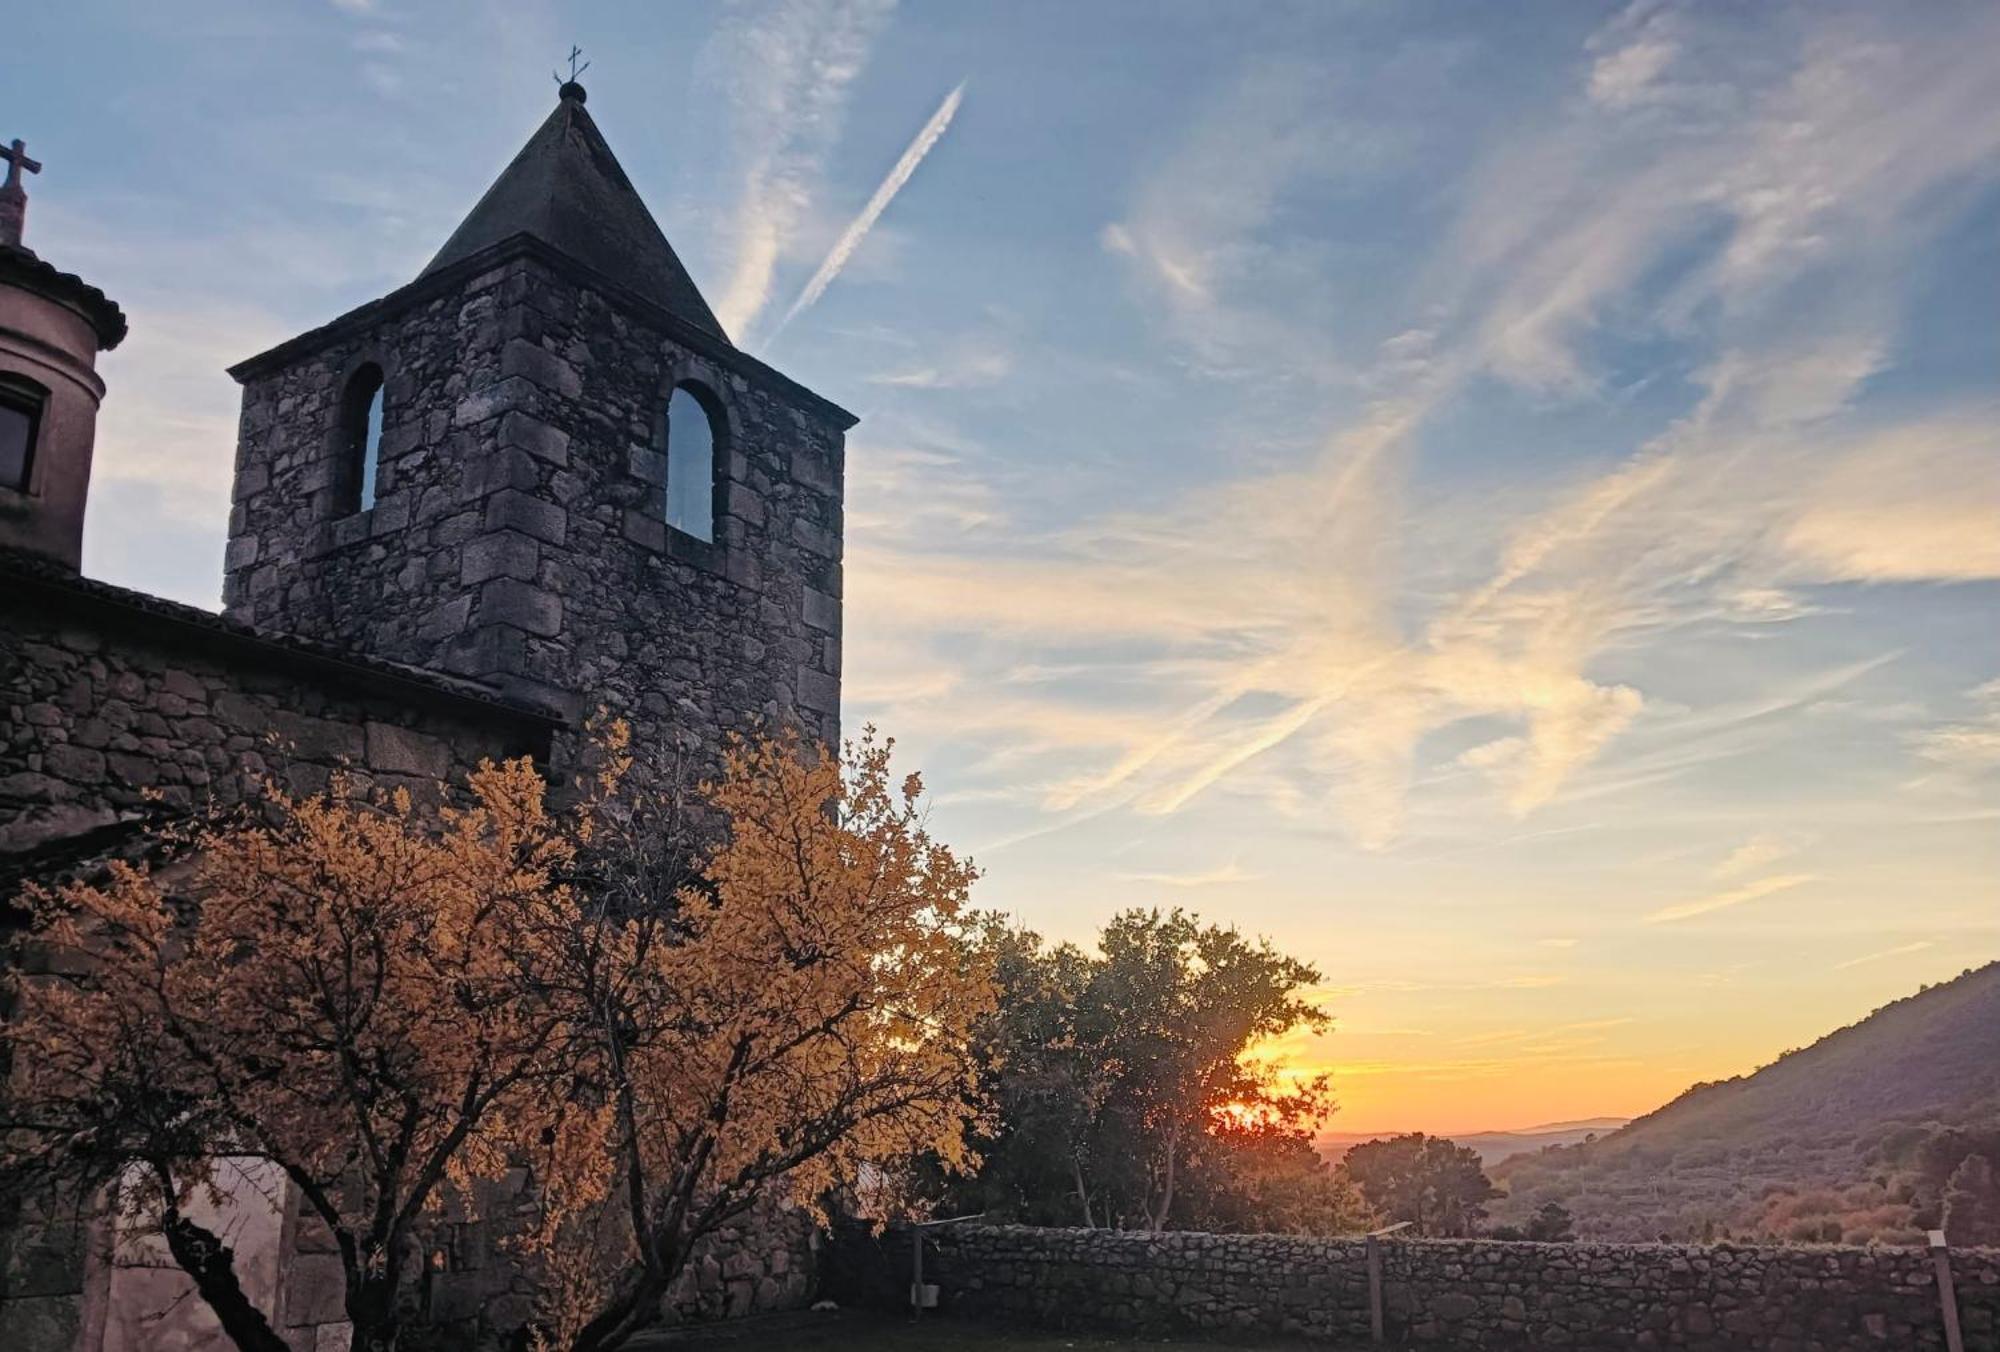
[664, 383, 718, 542]
[335, 363, 385, 516]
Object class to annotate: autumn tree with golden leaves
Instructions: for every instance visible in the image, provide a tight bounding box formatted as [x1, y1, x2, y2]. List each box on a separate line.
[2, 761, 588, 1352]
[2, 728, 991, 1352]
[534, 729, 991, 1352]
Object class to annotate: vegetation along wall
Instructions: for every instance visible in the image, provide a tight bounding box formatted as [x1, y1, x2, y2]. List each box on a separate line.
[829, 1223, 2000, 1351]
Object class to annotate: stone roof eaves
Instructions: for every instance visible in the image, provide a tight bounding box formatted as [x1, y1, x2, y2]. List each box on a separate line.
[226, 234, 858, 432]
[0, 549, 565, 747]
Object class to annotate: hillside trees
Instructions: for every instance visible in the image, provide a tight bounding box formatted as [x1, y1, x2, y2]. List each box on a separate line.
[1187, 1118, 1375, 1236]
[941, 908, 1347, 1234]
[1485, 965, 2000, 1243]
[1523, 1200, 1578, 1241]
[1488, 1199, 1577, 1242]
[1339, 1133, 1501, 1237]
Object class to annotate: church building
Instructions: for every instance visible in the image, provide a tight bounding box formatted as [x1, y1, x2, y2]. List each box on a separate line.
[1, 79, 852, 1352]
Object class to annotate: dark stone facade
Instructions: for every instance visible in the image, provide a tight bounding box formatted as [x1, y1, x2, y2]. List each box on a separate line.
[0, 550, 557, 867]
[0, 552, 562, 1352]
[831, 1223, 2000, 1351]
[221, 239, 851, 780]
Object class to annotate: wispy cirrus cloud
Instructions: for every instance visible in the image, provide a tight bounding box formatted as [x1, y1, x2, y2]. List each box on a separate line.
[851, 3, 2000, 854]
[703, 0, 898, 340]
[1644, 873, 1817, 925]
[1833, 941, 1933, 972]
[1782, 425, 2000, 584]
[1444, 4, 2000, 395]
[1099, 57, 1359, 383]
[1713, 833, 1803, 881]
[866, 333, 1012, 390]
[1908, 680, 2000, 779]
[1585, 7, 1680, 111]
[1115, 862, 1261, 889]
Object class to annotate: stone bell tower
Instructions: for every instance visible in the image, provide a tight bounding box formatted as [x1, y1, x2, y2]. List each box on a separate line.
[221, 80, 852, 765]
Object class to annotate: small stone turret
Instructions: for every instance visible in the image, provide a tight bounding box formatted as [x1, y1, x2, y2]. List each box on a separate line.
[0, 137, 127, 570]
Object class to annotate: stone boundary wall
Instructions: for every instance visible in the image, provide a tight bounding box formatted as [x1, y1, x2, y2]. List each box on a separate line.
[384, 1174, 819, 1350]
[827, 1223, 2000, 1351]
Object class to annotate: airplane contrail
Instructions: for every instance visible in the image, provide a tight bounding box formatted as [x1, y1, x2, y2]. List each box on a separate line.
[772, 81, 965, 337]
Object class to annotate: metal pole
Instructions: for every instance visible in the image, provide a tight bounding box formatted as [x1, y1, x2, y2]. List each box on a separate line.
[1365, 1221, 1412, 1345]
[1366, 1235, 1383, 1344]
[1929, 1230, 1964, 1352]
[907, 1211, 982, 1321]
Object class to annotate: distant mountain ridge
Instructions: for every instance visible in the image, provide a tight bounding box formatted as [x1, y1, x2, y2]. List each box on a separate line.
[1489, 962, 2000, 1244]
[1324, 1117, 1631, 1168]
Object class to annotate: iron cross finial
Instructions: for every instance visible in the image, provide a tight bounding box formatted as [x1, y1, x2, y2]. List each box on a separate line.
[0, 140, 41, 190]
[0, 139, 41, 249]
[553, 45, 590, 86]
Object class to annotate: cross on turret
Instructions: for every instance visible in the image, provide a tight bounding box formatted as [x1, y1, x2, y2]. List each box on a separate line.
[0, 138, 43, 248]
[552, 45, 591, 104]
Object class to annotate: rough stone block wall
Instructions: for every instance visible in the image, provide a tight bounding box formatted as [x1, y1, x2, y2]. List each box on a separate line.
[0, 1195, 88, 1352]
[292, 1176, 819, 1351]
[0, 582, 548, 864]
[222, 251, 848, 781]
[407, 1177, 817, 1348]
[0, 575, 552, 1352]
[828, 1223, 2000, 1351]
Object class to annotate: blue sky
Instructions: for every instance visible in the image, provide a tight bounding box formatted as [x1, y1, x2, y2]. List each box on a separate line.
[10, 0, 1998, 1131]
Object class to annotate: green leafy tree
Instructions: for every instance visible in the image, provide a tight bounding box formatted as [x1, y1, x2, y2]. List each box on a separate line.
[918, 918, 1110, 1226]
[944, 908, 1338, 1233]
[1185, 1121, 1375, 1236]
[1088, 909, 1333, 1231]
[1339, 1133, 1502, 1237]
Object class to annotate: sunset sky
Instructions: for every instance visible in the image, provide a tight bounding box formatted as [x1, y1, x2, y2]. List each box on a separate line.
[9, 0, 1997, 1133]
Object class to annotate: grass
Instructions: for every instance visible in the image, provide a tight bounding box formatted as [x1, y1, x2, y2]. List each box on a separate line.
[632, 1309, 1358, 1351]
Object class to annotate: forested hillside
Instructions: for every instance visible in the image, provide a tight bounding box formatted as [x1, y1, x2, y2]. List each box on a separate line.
[1326, 1118, 1629, 1168]
[1491, 963, 2000, 1244]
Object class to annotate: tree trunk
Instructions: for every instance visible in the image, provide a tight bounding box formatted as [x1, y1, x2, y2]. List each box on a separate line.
[345, 1264, 404, 1352]
[569, 1260, 672, 1352]
[159, 1212, 291, 1352]
[1071, 1156, 1095, 1229]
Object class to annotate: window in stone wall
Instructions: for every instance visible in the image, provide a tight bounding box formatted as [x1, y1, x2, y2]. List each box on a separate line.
[664, 383, 718, 542]
[0, 376, 45, 493]
[334, 363, 386, 516]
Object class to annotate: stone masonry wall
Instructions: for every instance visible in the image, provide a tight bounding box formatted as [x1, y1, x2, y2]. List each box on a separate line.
[0, 566, 552, 1352]
[222, 249, 848, 786]
[0, 571, 550, 866]
[661, 1192, 821, 1326]
[281, 1163, 818, 1350]
[829, 1223, 2000, 1352]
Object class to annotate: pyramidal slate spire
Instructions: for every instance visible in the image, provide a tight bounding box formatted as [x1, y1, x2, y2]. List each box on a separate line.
[422, 81, 728, 342]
